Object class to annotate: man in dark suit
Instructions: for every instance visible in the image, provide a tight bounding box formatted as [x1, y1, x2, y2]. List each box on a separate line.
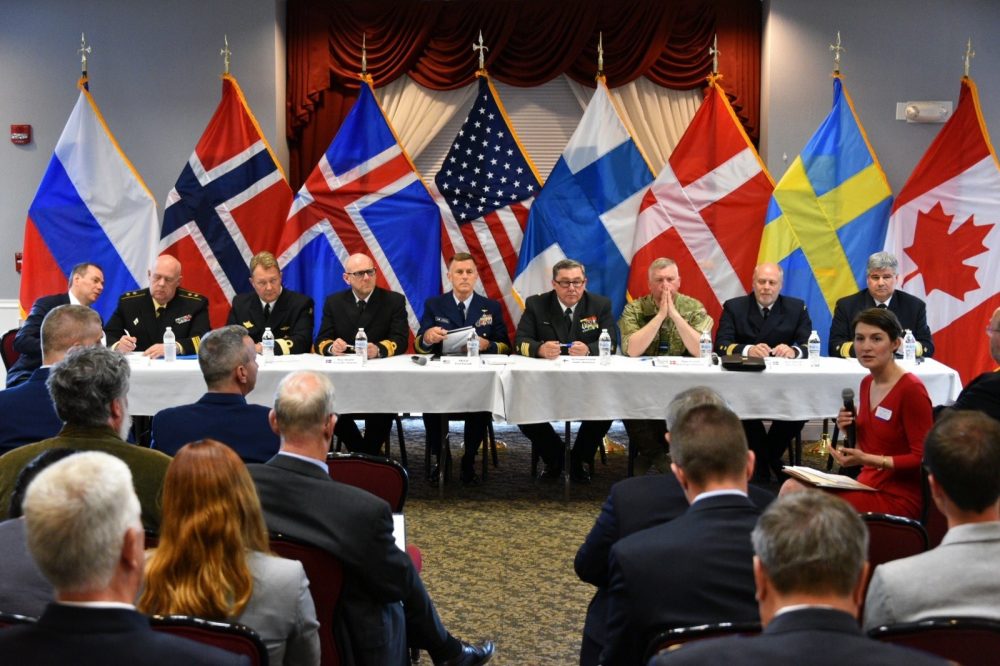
[0, 305, 104, 455]
[150, 325, 279, 462]
[829, 251, 934, 358]
[948, 306, 1000, 421]
[652, 491, 946, 666]
[249, 370, 494, 666]
[416, 252, 510, 485]
[574, 387, 775, 666]
[227, 250, 314, 355]
[7, 262, 104, 387]
[515, 259, 617, 482]
[0, 451, 246, 666]
[716, 262, 812, 482]
[105, 254, 210, 358]
[601, 403, 761, 665]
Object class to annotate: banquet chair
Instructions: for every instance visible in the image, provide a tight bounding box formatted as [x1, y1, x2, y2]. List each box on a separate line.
[422, 420, 499, 483]
[327, 451, 408, 512]
[869, 617, 1000, 666]
[920, 466, 948, 548]
[0, 611, 36, 628]
[150, 615, 268, 666]
[270, 534, 345, 666]
[1, 328, 19, 370]
[860, 513, 928, 613]
[643, 621, 762, 663]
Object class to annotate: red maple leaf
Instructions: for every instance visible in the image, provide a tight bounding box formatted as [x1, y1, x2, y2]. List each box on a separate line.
[904, 202, 992, 300]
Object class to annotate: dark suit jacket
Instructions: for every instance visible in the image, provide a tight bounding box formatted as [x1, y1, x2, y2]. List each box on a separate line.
[650, 607, 947, 666]
[150, 392, 280, 463]
[7, 293, 69, 387]
[715, 294, 812, 357]
[514, 290, 617, 357]
[315, 287, 409, 358]
[0, 603, 248, 665]
[227, 288, 314, 355]
[0, 367, 63, 455]
[249, 454, 424, 666]
[829, 289, 934, 358]
[950, 370, 1000, 422]
[104, 287, 210, 354]
[415, 291, 510, 354]
[602, 494, 761, 665]
[575, 478, 773, 663]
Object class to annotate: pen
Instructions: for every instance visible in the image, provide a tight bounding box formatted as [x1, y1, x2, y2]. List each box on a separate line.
[560, 343, 573, 348]
[124, 329, 131, 337]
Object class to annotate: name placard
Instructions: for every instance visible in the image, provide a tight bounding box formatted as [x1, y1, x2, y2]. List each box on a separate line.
[440, 356, 481, 367]
[325, 355, 363, 366]
[652, 357, 710, 368]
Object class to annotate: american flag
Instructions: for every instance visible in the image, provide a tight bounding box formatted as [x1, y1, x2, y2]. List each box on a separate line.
[433, 75, 541, 335]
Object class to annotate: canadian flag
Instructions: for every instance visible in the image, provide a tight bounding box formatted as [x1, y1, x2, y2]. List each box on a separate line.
[885, 77, 1000, 384]
[628, 76, 773, 327]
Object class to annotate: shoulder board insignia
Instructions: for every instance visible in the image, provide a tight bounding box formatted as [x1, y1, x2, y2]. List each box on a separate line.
[120, 290, 146, 300]
[177, 288, 207, 301]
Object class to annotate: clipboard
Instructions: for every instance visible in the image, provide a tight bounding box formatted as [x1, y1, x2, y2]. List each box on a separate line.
[442, 326, 475, 355]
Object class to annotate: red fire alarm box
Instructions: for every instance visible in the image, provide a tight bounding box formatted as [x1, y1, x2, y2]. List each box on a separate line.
[11, 125, 31, 145]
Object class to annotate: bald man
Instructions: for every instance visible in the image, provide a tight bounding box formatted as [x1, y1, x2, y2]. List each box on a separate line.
[105, 254, 210, 359]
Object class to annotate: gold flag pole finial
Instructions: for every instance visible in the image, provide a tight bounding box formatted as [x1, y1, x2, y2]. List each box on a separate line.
[596, 31, 604, 79]
[473, 30, 488, 73]
[78, 33, 92, 77]
[220, 35, 231, 75]
[361, 33, 368, 76]
[964, 37, 975, 77]
[709, 33, 720, 76]
[830, 31, 845, 75]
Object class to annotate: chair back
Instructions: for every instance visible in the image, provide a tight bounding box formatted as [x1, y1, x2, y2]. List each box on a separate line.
[150, 615, 268, 666]
[920, 467, 948, 548]
[327, 452, 408, 512]
[870, 616, 1000, 666]
[0, 611, 36, 628]
[861, 513, 928, 615]
[1, 328, 19, 371]
[270, 534, 344, 666]
[644, 621, 762, 663]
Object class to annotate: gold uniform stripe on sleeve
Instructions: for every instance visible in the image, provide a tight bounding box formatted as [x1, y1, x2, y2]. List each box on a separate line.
[726, 344, 738, 356]
[915, 342, 924, 357]
[495, 342, 509, 355]
[382, 340, 398, 356]
[838, 341, 853, 358]
[176, 341, 185, 355]
[519, 342, 530, 356]
[276, 339, 293, 355]
[317, 340, 332, 356]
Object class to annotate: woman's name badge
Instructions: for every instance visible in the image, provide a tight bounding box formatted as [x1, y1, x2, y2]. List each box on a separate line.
[875, 406, 893, 421]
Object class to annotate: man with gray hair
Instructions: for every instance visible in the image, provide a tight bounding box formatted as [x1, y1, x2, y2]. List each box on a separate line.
[0, 451, 246, 665]
[0, 304, 104, 454]
[150, 325, 279, 462]
[0, 346, 170, 529]
[652, 492, 946, 665]
[829, 251, 934, 358]
[574, 388, 773, 666]
[250, 371, 494, 666]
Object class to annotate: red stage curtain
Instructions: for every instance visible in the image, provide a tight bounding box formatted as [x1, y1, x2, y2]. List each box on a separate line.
[286, 0, 761, 189]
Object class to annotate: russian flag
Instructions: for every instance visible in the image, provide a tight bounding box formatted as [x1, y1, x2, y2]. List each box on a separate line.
[20, 77, 158, 321]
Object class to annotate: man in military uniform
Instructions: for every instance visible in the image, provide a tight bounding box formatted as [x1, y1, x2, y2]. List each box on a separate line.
[105, 254, 210, 358]
[416, 252, 510, 485]
[619, 257, 713, 474]
[227, 251, 314, 355]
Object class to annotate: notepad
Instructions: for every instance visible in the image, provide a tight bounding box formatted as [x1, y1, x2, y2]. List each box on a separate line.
[783, 466, 875, 491]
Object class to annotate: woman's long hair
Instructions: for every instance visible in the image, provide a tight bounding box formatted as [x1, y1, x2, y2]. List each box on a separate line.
[139, 439, 269, 619]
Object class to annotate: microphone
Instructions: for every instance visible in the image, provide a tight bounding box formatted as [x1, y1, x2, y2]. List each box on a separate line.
[411, 355, 428, 366]
[841, 388, 856, 449]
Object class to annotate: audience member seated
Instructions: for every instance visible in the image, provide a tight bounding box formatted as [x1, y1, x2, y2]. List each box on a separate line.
[0, 451, 247, 665]
[600, 403, 762, 665]
[947, 306, 1000, 422]
[651, 491, 947, 665]
[782, 308, 932, 519]
[574, 387, 775, 666]
[0, 449, 79, 617]
[0, 304, 104, 454]
[0, 346, 170, 529]
[864, 410, 1000, 630]
[249, 370, 495, 666]
[140, 439, 320, 665]
[151, 325, 280, 462]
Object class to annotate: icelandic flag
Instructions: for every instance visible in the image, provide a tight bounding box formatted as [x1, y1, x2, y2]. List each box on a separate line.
[160, 74, 293, 328]
[20, 77, 158, 321]
[276, 80, 441, 340]
[513, 80, 654, 316]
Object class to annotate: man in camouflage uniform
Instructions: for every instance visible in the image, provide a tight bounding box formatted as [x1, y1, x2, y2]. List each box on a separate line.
[619, 257, 713, 474]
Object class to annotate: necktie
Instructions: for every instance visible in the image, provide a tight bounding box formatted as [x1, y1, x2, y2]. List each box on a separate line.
[155, 305, 165, 319]
[263, 303, 272, 321]
[877, 303, 888, 309]
[762, 307, 770, 320]
[564, 307, 573, 331]
[357, 300, 366, 315]
[458, 301, 466, 321]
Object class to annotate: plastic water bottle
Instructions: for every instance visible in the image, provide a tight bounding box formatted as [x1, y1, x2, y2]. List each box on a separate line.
[903, 329, 917, 363]
[163, 326, 176, 363]
[261, 327, 275, 363]
[354, 328, 368, 365]
[467, 329, 480, 358]
[598, 328, 612, 365]
[699, 329, 712, 364]
[808, 330, 821, 367]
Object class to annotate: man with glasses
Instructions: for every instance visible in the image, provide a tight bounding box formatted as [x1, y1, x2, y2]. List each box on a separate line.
[227, 251, 314, 355]
[315, 253, 408, 455]
[105, 254, 210, 358]
[829, 251, 934, 358]
[948, 306, 1000, 422]
[515, 258, 617, 483]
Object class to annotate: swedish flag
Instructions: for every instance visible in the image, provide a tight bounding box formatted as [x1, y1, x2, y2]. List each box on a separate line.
[758, 75, 893, 345]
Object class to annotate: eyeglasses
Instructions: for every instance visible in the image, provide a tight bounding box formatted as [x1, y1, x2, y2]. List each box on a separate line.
[554, 279, 586, 288]
[346, 268, 376, 279]
[986, 327, 1000, 336]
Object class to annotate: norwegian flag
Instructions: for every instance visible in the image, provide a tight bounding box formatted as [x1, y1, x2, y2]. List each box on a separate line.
[276, 80, 441, 340]
[885, 76, 1000, 383]
[160, 74, 292, 327]
[629, 77, 773, 328]
[431, 75, 541, 337]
